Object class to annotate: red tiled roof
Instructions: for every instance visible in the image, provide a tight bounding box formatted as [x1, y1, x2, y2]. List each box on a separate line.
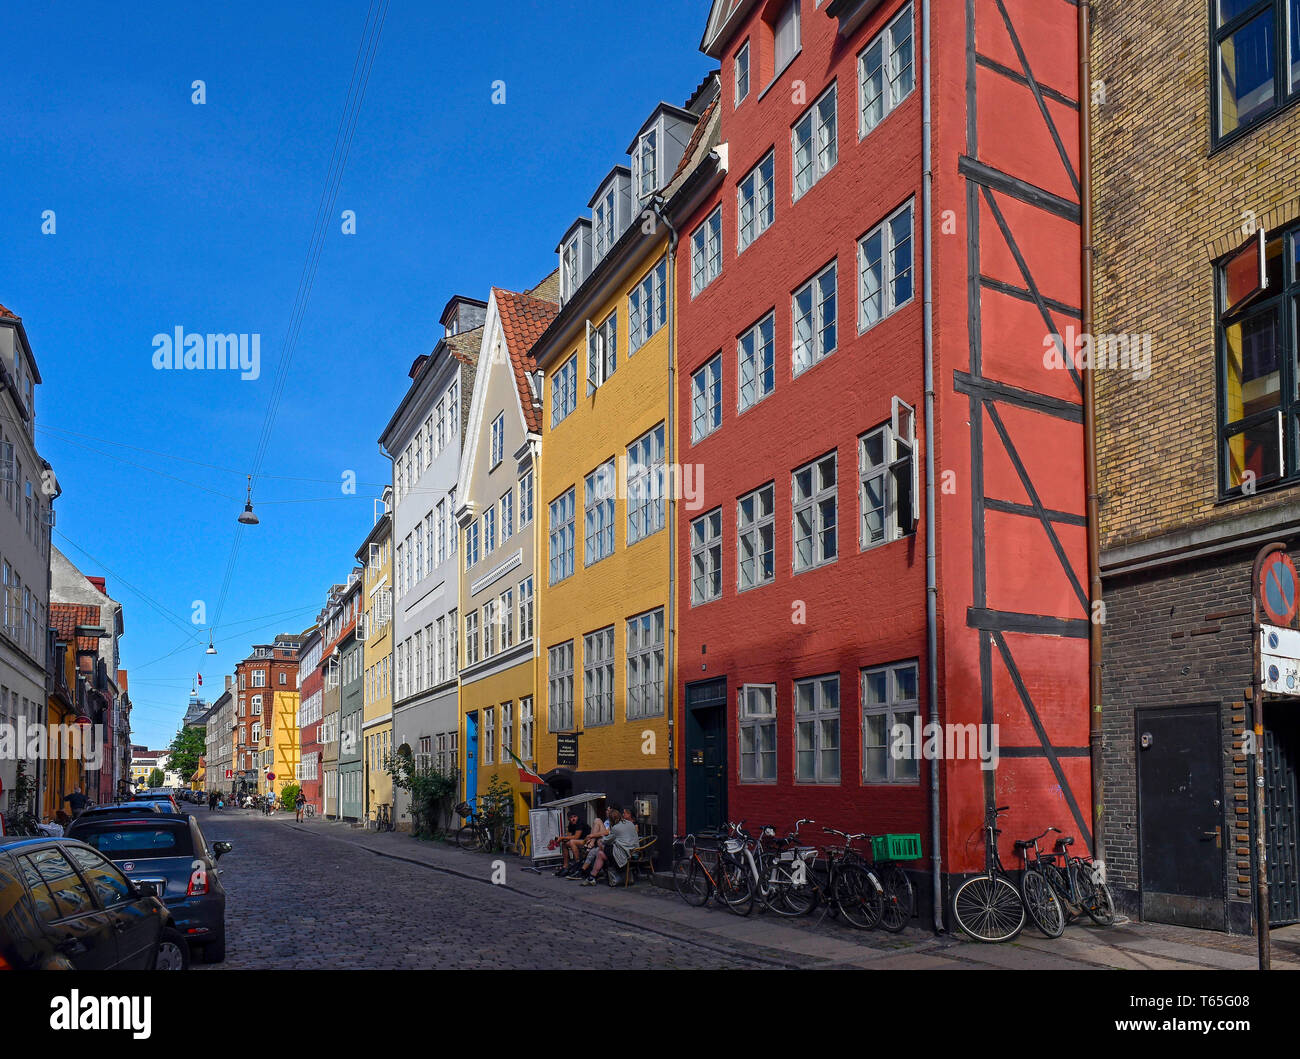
[493, 287, 559, 434]
[0, 305, 18, 320]
[669, 97, 718, 185]
[51, 602, 101, 652]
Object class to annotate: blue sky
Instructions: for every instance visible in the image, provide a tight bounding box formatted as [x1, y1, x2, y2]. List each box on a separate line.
[0, 0, 714, 748]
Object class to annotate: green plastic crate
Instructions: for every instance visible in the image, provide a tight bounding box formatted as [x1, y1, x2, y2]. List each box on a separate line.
[871, 833, 922, 861]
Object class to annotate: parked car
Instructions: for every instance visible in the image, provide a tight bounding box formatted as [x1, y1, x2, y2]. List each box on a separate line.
[0, 836, 189, 969]
[130, 796, 179, 815]
[74, 803, 164, 823]
[66, 815, 232, 963]
[134, 790, 180, 813]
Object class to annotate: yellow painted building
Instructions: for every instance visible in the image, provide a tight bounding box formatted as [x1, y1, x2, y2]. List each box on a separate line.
[357, 496, 395, 821]
[263, 689, 300, 799]
[531, 88, 720, 857]
[456, 278, 558, 832]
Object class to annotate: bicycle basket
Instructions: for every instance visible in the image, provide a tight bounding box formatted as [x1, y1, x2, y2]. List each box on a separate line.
[870, 833, 923, 861]
[723, 837, 745, 855]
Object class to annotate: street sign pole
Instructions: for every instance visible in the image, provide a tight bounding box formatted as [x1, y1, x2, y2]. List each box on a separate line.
[1251, 542, 1285, 972]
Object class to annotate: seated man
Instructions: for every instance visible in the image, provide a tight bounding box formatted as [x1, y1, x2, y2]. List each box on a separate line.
[570, 810, 609, 879]
[582, 807, 638, 886]
[554, 811, 589, 876]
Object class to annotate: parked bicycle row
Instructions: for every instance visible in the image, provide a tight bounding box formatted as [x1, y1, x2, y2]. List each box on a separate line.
[672, 819, 917, 931]
[951, 806, 1115, 942]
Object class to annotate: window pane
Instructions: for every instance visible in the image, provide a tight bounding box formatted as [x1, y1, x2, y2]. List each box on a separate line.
[1218, 0, 1263, 26]
[1291, 0, 1300, 91]
[1218, 11, 1276, 136]
[1225, 306, 1282, 423]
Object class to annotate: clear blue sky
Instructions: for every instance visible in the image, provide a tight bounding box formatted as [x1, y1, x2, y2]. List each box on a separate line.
[0, 0, 714, 749]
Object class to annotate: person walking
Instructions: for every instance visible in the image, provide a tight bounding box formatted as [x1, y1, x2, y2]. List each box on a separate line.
[295, 790, 306, 822]
[63, 786, 90, 821]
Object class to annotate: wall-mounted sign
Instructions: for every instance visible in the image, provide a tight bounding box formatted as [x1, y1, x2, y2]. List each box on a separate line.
[556, 734, 578, 768]
[1259, 552, 1299, 627]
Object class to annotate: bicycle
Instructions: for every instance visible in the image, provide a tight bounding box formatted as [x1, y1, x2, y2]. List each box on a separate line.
[1015, 828, 1067, 938]
[454, 800, 491, 852]
[303, 802, 316, 819]
[672, 831, 755, 916]
[753, 818, 821, 917]
[950, 806, 1027, 943]
[504, 824, 531, 858]
[373, 803, 393, 832]
[1039, 830, 1116, 927]
[813, 827, 885, 930]
[841, 833, 913, 933]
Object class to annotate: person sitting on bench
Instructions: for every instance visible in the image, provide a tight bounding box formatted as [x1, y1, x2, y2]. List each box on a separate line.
[583, 806, 638, 885]
[554, 811, 589, 876]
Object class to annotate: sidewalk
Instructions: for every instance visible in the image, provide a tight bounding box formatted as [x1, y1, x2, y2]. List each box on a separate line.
[288, 816, 1300, 971]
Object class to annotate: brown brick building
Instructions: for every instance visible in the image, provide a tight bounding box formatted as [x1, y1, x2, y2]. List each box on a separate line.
[1092, 0, 1300, 932]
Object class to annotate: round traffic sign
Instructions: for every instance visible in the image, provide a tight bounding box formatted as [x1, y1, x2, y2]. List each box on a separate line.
[1259, 551, 1299, 626]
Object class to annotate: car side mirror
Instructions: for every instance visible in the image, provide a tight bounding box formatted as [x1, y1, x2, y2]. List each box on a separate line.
[212, 841, 233, 859]
[135, 881, 159, 898]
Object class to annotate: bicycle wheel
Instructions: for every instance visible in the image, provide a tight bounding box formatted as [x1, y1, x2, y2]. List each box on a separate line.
[1043, 861, 1080, 923]
[761, 857, 817, 917]
[456, 825, 484, 851]
[1021, 868, 1066, 938]
[674, 857, 711, 907]
[877, 862, 914, 933]
[833, 863, 884, 930]
[952, 874, 1025, 942]
[718, 857, 755, 917]
[1076, 864, 1116, 926]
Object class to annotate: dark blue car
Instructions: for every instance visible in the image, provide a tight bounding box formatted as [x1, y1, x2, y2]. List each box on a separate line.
[67, 814, 232, 963]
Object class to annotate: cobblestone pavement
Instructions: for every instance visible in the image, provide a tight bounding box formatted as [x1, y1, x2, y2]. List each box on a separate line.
[192, 811, 776, 970]
[191, 810, 1300, 971]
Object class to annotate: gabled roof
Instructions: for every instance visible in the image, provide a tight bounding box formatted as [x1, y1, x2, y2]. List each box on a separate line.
[0, 304, 18, 320]
[493, 287, 560, 434]
[51, 602, 103, 652]
[668, 94, 719, 185]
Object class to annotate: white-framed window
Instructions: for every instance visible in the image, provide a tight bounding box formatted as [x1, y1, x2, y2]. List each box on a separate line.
[251, 694, 263, 715]
[691, 508, 723, 605]
[561, 236, 581, 302]
[519, 469, 534, 526]
[414, 528, 423, 583]
[413, 630, 424, 692]
[738, 313, 775, 411]
[582, 626, 615, 727]
[737, 151, 775, 252]
[501, 700, 513, 760]
[465, 520, 480, 570]
[449, 607, 460, 679]
[793, 262, 837, 375]
[626, 608, 664, 720]
[483, 707, 495, 766]
[435, 616, 446, 685]
[794, 674, 840, 783]
[548, 642, 574, 731]
[773, 0, 800, 73]
[587, 312, 618, 390]
[626, 424, 665, 544]
[629, 256, 668, 352]
[691, 207, 723, 296]
[435, 498, 447, 567]
[465, 611, 480, 667]
[490, 412, 505, 467]
[549, 487, 576, 583]
[483, 600, 497, 658]
[858, 200, 915, 331]
[520, 696, 534, 760]
[862, 661, 919, 783]
[636, 127, 658, 198]
[739, 684, 777, 782]
[859, 2, 915, 138]
[499, 587, 514, 649]
[735, 39, 751, 105]
[484, 507, 497, 556]
[692, 354, 723, 442]
[593, 186, 617, 259]
[551, 355, 578, 427]
[500, 489, 514, 541]
[738, 482, 776, 591]
[251, 669, 266, 688]
[518, 576, 534, 642]
[860, 402, 917, 548]
[792, 84, 837, 200]
[793, 451, 838, 572]
[583, 460, 616, 566]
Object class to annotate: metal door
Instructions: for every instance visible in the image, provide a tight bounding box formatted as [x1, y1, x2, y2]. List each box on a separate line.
[1136, 705, 1226, 930]
[1264, 707, 1300, 925]
[465, 712, 478, 805]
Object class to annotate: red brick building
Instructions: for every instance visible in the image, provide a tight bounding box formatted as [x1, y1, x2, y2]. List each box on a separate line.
[232, 637, 300, 798]
[677, 0, 1090, 924]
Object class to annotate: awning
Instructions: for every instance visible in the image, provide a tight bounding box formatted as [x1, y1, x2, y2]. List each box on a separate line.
[540, 791, 607, 810]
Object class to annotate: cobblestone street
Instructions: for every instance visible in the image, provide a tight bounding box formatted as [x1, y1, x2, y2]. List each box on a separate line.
[189, 809, 1300, 971]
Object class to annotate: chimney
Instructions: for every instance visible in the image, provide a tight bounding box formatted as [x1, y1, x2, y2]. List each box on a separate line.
[225, 675, 233, 692]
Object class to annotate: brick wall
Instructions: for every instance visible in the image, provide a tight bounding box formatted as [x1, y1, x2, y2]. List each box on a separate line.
[1091, 0, 1300, 552]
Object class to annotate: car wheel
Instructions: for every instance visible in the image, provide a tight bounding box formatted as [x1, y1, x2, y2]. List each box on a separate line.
[201, 938, 225, 963]
[153, 928, 191, 971]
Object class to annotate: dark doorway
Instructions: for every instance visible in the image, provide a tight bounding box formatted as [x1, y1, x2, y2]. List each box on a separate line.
[1136, 705, 1226, 930]
[1264, 706, 1300, 926]
[685, 678, 727, 835]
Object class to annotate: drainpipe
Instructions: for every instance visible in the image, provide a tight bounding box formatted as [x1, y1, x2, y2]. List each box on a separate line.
[1079, 0, 1105, 874]
[651, 194, 680, 844]
[921, 0, 943, 934]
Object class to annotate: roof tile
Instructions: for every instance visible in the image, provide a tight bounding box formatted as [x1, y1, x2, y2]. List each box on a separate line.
[493, 287, 559, 434]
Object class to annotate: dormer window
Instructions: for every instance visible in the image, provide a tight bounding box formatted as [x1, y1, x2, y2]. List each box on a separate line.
[594, 188, 616, 258]
[561, 238, 581, 301]
[637, 129, 658, 198]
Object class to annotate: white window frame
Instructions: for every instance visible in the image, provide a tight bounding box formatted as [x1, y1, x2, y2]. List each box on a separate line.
[551, 355, 578, 427]
[859, 2, 915, 139]
[735, 39, 751, 105]
[791, 83, 837, 201]
[626, 608, 665, 720]
[690, 507, 723, 606]
[738, 684, 777, 783]
[587, 312, 618, 391]
[583, 460, 616, 566]
[691, 354, 723, 442]
[792, 451, 838, 573]
[738, 482, 776, 592]
[629, 256, 668, 352]
[794, 674, 840, 784]
[792, 261, 838, 376]
[548, 642, 574, 732]
[690, 207, 723, 296]
[548, 487, 576, 584]
[737, 151, 775, 253]
[859, 401, 917, 549]
[490, 412, 505, 468]
[582, 626, 615, 727]
[858, 200, 915, 332]
[626, 424, 666, 544]
[862, 661, 920, 784]
[738, 313, 775, 412]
